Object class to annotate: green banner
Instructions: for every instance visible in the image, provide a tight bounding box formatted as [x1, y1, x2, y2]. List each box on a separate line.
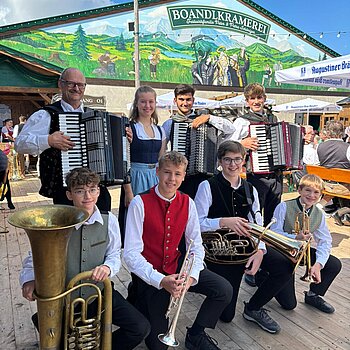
[167, 5, 271, 42]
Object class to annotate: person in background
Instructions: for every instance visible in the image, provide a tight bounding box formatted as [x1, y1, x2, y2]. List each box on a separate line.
[124, 151, 232, 350]
[119, 85, 166, 243]
[271, 174, 342, 314]
[20, 167, 150, 349]
[1, 119, 14, 143]
[0, 150, 15, 210]
[15, 67, 111, 211]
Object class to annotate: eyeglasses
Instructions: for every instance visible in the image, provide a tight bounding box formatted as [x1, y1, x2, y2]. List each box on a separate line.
[60, 79, 87, 89]
[222, 157, 244, 165]
[72, 188, 99, 197]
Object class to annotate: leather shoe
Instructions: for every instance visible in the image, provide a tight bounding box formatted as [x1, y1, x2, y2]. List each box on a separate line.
[304, 292, 335, 313]
[8, 202, 15, 210]
[244, 273, 256, 287]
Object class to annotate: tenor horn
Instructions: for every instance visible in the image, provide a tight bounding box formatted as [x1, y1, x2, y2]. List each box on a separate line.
[8, 205, 89, 350]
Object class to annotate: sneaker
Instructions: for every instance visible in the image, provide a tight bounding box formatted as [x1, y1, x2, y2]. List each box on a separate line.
[304, 292, 335, 313]
[243, 302, 281, 333]
[244, 273, 257, 287]
[185, 328, 220, 350]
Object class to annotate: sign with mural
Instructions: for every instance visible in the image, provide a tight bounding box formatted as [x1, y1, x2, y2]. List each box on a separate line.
[0, 0, 334, 90]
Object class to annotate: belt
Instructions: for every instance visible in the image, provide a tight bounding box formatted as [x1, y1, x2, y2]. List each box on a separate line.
[147, 164, 156, 169]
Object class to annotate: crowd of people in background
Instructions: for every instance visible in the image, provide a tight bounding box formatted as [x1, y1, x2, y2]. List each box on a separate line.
[0, 66, 347, 350]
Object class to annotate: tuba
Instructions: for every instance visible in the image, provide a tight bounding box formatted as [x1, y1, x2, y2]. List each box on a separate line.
[8, 205, 112, 350]
[202, 219, 308, 265]
[158, 239, 195, 347]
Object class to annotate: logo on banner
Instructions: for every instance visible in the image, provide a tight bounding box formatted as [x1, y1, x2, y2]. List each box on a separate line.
[167, 5, 271, 42]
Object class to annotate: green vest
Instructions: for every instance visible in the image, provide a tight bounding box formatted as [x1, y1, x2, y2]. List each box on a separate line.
[66, 213, 109, 299]
[283, 198, 323, 235]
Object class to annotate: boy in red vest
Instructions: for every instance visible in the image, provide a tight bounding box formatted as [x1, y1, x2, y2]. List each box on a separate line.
[124, 151, 232, 350]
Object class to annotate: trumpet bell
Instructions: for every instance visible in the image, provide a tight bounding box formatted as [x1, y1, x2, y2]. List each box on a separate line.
[158, 333, 180, 347]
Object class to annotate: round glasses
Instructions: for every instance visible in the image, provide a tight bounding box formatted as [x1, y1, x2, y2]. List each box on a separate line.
[222, 157, 244, 165]
[72, 187, 99, 197]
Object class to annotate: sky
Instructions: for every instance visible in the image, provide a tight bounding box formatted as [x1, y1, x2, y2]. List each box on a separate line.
[0, 0, 349, 56]
[253, 0, 350, 56]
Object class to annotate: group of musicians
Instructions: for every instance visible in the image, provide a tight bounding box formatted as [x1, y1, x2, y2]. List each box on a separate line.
[15, 68, 341, 350]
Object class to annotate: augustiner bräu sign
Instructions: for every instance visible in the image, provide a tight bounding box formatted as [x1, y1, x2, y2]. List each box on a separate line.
[167, 5, 271, 42]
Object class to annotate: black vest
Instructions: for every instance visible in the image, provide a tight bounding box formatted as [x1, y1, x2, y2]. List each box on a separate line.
[39, 101, 65, 198]
[207, 172, 255, 220]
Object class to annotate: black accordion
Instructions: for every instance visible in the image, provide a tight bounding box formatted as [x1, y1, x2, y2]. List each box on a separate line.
[248, 122, 304, 174]
[170, 121, 218, 176]
[59, 110, 130, 186]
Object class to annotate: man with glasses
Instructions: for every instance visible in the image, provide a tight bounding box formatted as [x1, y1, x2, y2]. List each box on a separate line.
[194, 141, 294, 334]
[15, 67, 111, 210]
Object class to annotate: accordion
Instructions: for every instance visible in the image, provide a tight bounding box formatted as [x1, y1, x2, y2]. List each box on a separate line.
[248, 122, 304, 174]
[170, 121, 218, 176]
[59, 110, 130, 186]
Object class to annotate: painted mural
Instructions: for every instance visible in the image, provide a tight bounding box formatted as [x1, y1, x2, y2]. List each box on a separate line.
[1, 0, 333, 90]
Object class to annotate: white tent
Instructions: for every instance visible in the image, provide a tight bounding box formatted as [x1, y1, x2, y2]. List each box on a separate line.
[273, 98, 342, 113]
[156, 92, 220, 109]
[219, 94, 275, 107]
[275, 54, 350, 90]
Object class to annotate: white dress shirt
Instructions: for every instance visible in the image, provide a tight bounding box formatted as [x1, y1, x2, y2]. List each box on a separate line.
[19, 207, 121, 287]
[194, 176, 266, 251]
[271, 201, 332, 267]
[15, 100, 84, 156]
[123, 185, 205, 289]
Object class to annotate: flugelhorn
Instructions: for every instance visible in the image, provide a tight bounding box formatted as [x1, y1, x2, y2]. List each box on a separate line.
[158, 239, 195, 347]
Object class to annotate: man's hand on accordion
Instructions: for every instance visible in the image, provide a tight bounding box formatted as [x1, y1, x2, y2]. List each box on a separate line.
[219, 217, 252, 237]
[48, 131, 75, 151]
[241, 137, 259, 151]
[191, 115, 210, 129]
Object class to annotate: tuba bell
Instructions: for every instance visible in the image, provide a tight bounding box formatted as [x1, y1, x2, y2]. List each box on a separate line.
[8, 205, 112, 350]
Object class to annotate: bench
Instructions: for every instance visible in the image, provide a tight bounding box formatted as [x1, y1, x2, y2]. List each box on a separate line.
[306, 165, 350, 200]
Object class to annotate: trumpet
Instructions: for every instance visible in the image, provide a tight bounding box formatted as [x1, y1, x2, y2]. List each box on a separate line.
[158, 239, 195, 347]
[294, 204, 315, 283]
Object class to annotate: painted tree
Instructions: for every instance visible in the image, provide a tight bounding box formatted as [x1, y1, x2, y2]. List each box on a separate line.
[115, 33, 126, 50]
[59, 41, 65, 51]
[70, 25, 91, 60]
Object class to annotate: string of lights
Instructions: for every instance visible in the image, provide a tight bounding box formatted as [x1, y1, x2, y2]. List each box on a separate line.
[140, 30, 349, 40]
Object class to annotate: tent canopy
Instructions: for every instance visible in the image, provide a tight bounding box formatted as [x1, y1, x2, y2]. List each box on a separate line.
[275, 54, 350, 90]
[273, 98, 342, 113]
[219, 94, 275, 107]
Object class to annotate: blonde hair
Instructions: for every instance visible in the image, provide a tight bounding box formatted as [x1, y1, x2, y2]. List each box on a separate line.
[158, 151, 188, 170]
[298, 174, 325, 192]
[129, 85, 159, 124]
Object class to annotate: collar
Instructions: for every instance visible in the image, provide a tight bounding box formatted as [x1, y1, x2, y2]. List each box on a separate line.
[60, 99, 84, 113]
[75, 205, 104, 229]
[221, 172, 242, 189]
[155, 185, 177, 203]
[296, 197, 313, 215]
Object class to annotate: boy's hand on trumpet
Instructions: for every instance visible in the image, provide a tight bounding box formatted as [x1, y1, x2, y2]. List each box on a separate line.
[161, 274, 185, 299]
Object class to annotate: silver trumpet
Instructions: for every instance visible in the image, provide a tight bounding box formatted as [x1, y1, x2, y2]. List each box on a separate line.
[158, 239, 195, 347]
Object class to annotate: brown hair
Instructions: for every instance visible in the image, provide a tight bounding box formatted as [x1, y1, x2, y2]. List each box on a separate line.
[158, 151, 188, 170]
[244, 83, 266, 100]
[129, 85, 159, 124]
[217, 141, 246, 160]
[174, 84, 195, 97]
[298, 174, 325, 192]
[65, 167, 100, 191]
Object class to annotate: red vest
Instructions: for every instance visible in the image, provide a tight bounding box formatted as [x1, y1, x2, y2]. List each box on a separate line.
[141, 187, 189, 274]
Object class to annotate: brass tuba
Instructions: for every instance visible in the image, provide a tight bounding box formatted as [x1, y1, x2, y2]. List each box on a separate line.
[8, 205, 112, 350]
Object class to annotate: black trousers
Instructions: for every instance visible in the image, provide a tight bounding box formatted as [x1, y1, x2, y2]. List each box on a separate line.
[52, 185, 111, 212]
[247, 172, 283, 225]
[0, 170, 12, 205]
[274, 247, 342, 310]
[130, 268, 232, 350]
[206, 246, 294, 322]
[32, 287, 150, 350]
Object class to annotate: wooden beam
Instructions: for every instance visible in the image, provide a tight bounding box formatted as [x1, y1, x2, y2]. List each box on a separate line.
[0, 95, 44, 101]
[39, 93, 51, 104]
[30, 100, 41, 109]
[0, 86, 59, 93]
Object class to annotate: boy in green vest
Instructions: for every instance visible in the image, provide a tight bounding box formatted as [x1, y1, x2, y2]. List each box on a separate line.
[270, 174, 342, 313]
[20, 167, 150, 349]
